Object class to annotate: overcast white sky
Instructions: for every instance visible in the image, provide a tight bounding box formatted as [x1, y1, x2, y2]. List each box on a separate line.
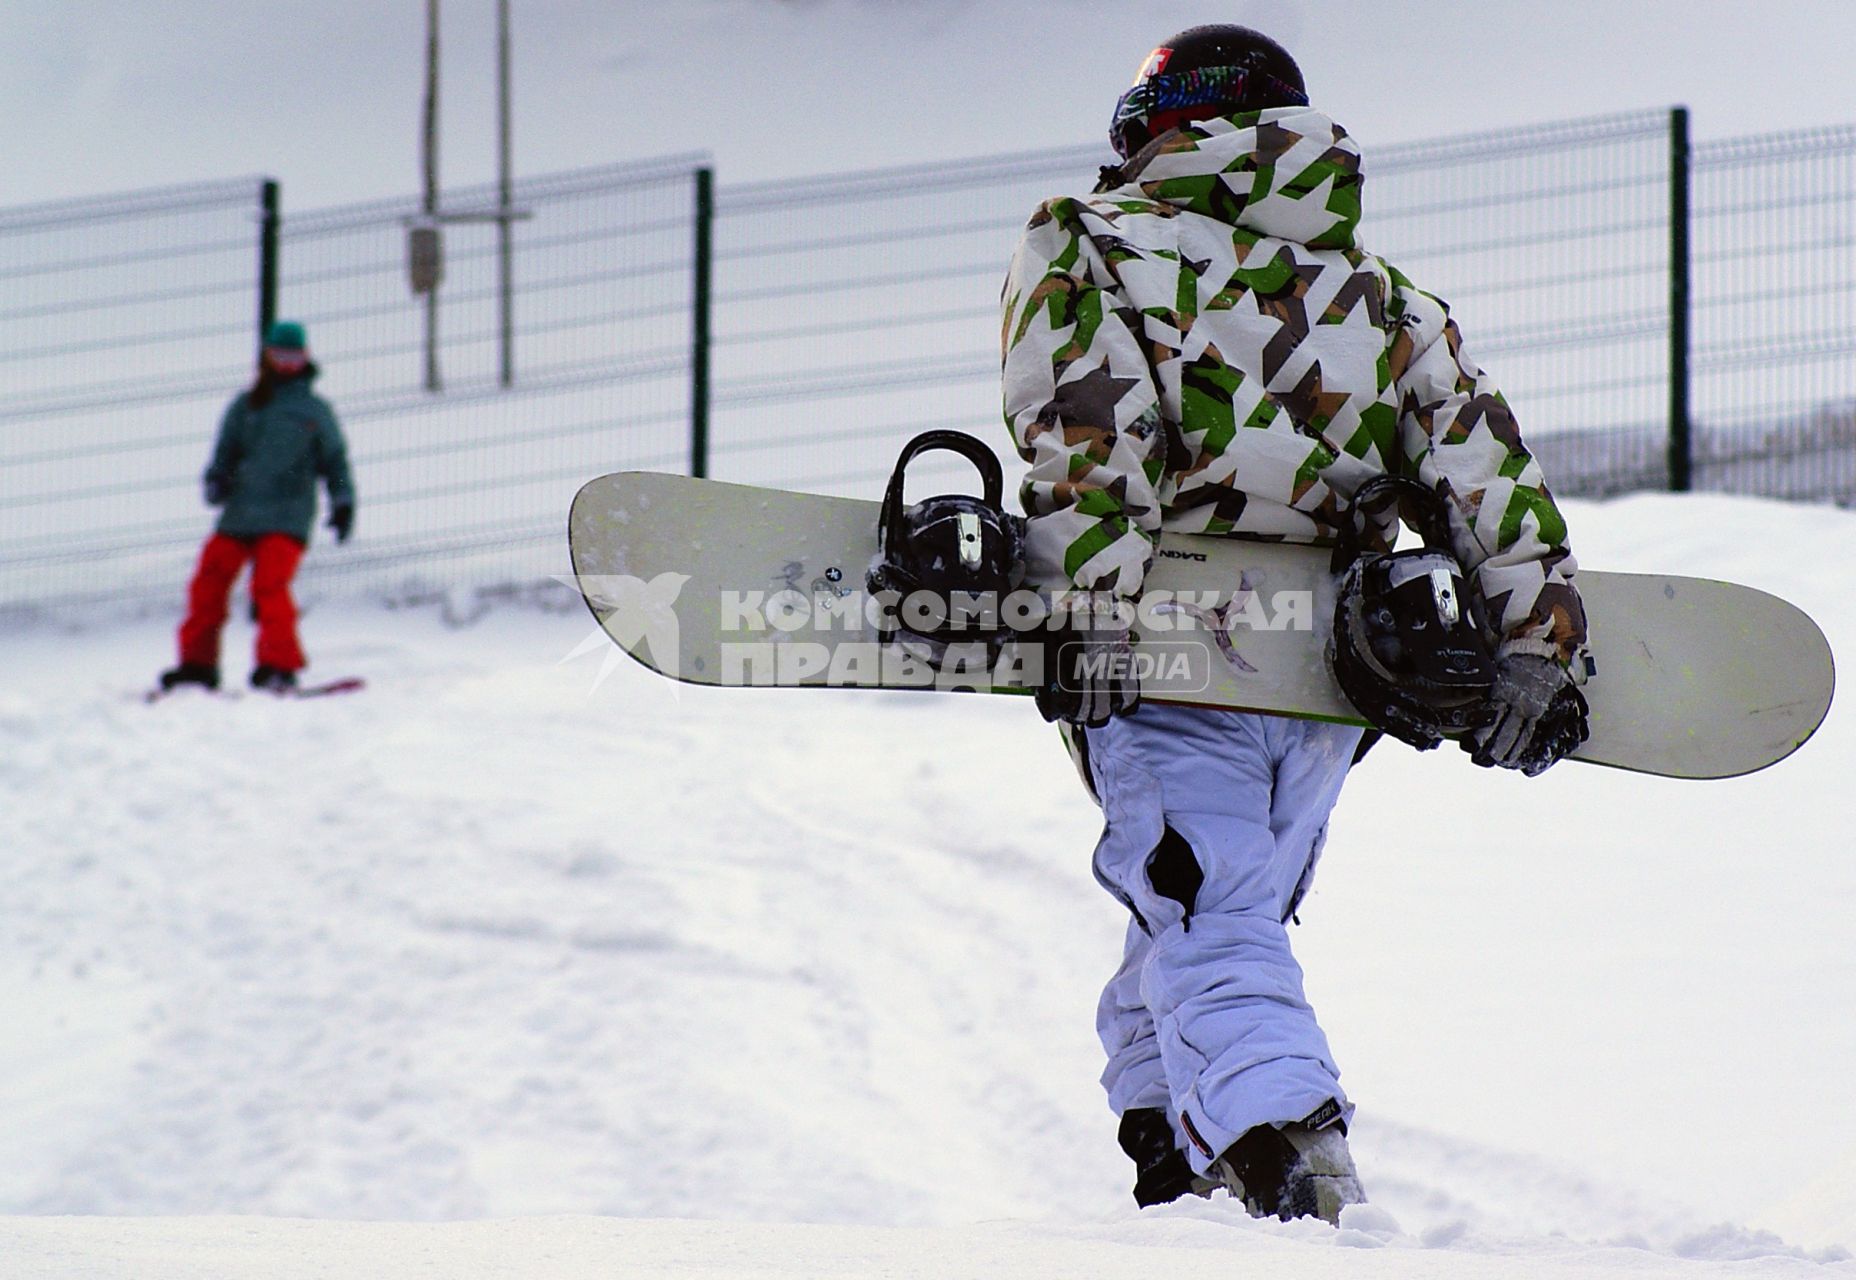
[3, 0, 1853, 212]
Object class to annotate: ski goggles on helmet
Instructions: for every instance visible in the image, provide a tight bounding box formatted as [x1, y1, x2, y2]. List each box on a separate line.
[1109, 65, 1309, 160]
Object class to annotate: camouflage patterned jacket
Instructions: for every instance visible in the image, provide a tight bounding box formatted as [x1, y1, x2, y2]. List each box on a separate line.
[1001, 107, 1586, 664]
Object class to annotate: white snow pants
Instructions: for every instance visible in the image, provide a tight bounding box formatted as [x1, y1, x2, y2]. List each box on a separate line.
[1082, 703, 1362, 1173]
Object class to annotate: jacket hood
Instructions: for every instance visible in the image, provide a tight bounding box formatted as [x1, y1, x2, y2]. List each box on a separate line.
[1110, 106, 1363, 250]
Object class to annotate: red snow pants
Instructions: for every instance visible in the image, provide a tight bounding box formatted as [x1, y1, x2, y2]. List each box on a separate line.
[177, 532, 307, 671]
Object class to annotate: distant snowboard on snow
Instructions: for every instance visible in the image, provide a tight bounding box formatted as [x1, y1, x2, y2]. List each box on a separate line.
[568, 467, 1833, 781]
[144, 676, 366, 704]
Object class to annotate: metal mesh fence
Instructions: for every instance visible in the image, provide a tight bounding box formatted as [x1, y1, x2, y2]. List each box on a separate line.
[0, 178, 269, 617]
[0, 157, 704, 620]
[1689, 125, 1856, 500]
[707, 145, 1103, 503]
[1360, 111, 1676, 498]
[707, 113, 1684, 509]
[276, 154, 704, 604]
[3, 111, 1854, 620]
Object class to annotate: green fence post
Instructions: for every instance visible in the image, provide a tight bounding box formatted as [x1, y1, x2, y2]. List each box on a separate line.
[691, 166, 714, 479]
[1668, 107, 1692, 492]
[258, 179, 281, 347]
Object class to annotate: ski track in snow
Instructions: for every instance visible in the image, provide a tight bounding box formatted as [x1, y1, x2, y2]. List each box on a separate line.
[2, 494, 1855, 1275]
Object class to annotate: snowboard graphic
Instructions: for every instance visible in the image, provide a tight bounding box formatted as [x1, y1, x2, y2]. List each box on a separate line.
[568, 471, 1833, 780]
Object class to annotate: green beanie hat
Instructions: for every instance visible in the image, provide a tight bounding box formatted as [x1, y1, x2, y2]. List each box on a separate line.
[264, 320, 307, 350]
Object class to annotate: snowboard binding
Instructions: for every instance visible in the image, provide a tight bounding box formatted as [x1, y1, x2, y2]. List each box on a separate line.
[866, 430, 1026, 670]
[1327, 476, 1498, 750]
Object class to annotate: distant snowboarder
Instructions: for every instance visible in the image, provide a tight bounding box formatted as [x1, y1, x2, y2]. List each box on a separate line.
[1000, 25, 1590, 1222]
[158, 320, 355, 695]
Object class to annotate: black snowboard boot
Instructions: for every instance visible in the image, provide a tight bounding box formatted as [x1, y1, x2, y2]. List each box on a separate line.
[159, 662, 220, 691]
[1118, 1107, 1216, 1208]
[249, 665, 298, 693]
[1209, 1116, 1364, 1226]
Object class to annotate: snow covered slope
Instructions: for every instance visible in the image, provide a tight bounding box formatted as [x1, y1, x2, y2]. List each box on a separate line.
[2, 492, 1852, 1276]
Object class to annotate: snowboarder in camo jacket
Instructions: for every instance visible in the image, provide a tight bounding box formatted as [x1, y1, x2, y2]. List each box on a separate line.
[1001, 26, 1591, 1223]
[159, 320, 355, 695]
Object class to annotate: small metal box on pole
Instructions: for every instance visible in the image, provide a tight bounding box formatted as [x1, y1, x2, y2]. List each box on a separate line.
[408, 219, 444, 295]
[410, 0, 525, 393]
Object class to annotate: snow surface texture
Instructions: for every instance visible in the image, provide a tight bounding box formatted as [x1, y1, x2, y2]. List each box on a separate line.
[3, 493, 1854, 1277]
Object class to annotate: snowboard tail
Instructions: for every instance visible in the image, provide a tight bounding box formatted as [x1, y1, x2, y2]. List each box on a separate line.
[568, 471, 1833, 781]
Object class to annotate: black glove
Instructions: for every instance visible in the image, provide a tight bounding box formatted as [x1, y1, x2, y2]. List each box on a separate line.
[328, 503, 354, 544]
[203, 471, 231, 506]
[1035, 591, 1141, 729]
[1467, 652, 1589, 776]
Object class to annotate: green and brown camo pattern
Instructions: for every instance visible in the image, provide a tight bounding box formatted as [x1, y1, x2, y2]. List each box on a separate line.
[1001, 107, 1586, 664]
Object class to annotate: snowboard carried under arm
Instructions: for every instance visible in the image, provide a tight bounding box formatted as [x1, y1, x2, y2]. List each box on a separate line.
[567, 470, 1833, 781]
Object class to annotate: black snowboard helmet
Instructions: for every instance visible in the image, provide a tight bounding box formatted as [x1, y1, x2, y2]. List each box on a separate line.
[1326, 477, 1498, 750]
[1110, 25, 1309, 160]
[866, 430, 1026, 669]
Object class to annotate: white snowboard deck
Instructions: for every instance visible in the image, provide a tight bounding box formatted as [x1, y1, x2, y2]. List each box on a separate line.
[570, 472, 1834, 780]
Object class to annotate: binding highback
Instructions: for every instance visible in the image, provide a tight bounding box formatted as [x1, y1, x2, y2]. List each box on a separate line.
[866, 430, 1026, 666]
[1326, 477, 1498, 748]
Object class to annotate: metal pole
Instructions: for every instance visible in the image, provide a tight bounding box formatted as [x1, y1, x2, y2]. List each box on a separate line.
[691, 167, 714, 479]
[422, 0, 443, 392]
[497, 0, 514, 387]
[258, 179, 280, 348]
[1668, 105, 1692, 492]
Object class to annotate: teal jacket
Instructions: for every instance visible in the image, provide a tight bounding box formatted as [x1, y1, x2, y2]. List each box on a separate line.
[204, 369, 354, 543]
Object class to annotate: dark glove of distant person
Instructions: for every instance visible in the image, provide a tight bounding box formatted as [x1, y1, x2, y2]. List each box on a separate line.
[1035, 591, 1141, 729]
[203, 470, 232, 507]
[328, 503, 354, 544]
[1466, 652, 1588, 776]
